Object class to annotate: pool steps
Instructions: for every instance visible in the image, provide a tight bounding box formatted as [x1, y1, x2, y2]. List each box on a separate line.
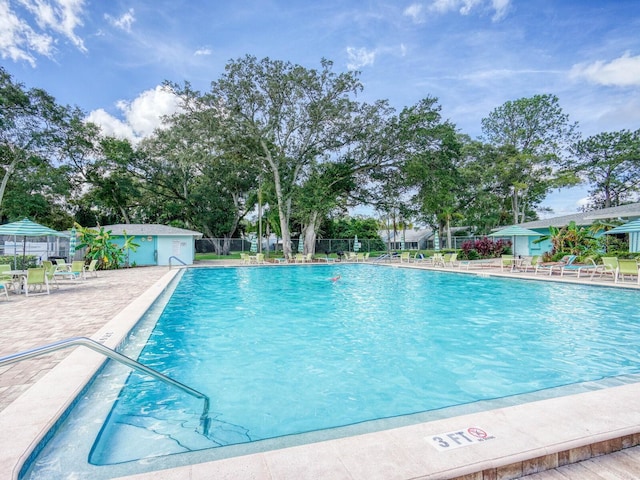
[0, 336, 211, 437]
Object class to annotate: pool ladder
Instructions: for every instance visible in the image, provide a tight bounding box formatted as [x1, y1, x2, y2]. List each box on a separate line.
[0, 336, 210, 435]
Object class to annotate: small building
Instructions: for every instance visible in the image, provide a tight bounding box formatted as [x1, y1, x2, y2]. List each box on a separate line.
[503, 202, 640, 256]
[102, 224, 203, 266]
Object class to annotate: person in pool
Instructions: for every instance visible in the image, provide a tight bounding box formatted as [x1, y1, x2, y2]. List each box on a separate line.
[330, 275, 341, 282]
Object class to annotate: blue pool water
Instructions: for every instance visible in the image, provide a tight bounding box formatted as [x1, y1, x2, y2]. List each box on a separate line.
[23, 265, 640, 478]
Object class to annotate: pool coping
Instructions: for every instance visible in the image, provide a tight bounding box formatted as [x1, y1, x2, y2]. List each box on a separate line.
[2, 263, 640, 479]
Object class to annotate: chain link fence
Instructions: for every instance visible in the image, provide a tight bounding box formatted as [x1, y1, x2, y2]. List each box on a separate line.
[196, 236, 485, 254]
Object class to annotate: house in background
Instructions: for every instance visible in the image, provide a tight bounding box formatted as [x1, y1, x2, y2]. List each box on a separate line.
[102, 224, 203, 266]
[501, 202, 640, 257]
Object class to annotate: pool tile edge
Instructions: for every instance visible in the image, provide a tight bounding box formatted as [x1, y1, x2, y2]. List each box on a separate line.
[112, 381, 640, 480]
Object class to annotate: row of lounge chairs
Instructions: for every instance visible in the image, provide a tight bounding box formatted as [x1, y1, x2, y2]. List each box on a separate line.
[239, 252, 372, 264]
[392, 251, 639, 284]
[0, 260, 99, 299]
[493, 254, 639, 284]
[234, 250, 639, 284]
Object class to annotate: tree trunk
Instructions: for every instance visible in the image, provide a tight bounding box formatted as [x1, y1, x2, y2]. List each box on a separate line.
[261, 141, 292, 256]
[302, 211, 319, 255]
[0, 155, 19, 212]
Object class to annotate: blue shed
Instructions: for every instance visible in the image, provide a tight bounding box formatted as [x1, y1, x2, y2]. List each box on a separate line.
[102, 224, 203, 266]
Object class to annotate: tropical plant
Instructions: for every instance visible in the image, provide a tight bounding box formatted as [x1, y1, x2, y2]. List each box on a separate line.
[533, 221, 598, 256]
[74, 223, 139, 269]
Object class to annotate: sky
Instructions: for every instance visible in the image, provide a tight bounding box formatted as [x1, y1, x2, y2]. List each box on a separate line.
[2, 0, 640, 218]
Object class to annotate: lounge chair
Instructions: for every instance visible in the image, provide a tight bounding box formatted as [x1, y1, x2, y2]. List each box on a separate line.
[444, 252, 458, 267]
[535, 255, 576, 275]
[500, 255, 515, 271]
[594, 256, 619, 281]
[71, 261, 86, 279]
[0, 265, 11, 299]
[55, 259, 70, 271]
[399, 252, 411, 263]
[255, 253, 266, 264]
[426, 253, 445, 267]
[517, 255, 539, 273]
[84, 259, 98, 277]
[560, 256, 599, 278]
[615, 259, 639, 284]
[24, 268, 50, 296]
[295, 253, 305, 263]
[42, 261, 59, 289]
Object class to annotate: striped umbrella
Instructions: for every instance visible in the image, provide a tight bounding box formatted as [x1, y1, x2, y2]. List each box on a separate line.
[0, 218, 68, 268]
[400, 232, 405, 251]
[250, 235, 258, 253]
[603, 219, 640, 252]
[298, 236, 304, 254]
[68, 226, 77, 261]
[433, 230, 440, 251]
[353, 235, 360, 252]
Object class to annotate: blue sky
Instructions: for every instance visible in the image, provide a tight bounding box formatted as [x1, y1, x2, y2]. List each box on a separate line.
[2, 0, 640, 217]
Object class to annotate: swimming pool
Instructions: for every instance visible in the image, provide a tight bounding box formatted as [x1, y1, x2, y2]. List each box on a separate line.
[22, 265, 640, 478]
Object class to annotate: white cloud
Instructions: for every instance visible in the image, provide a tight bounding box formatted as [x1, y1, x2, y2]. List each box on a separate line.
[403, 3, 424, 24]
[570, 52, 640, 87]
[0, 0, 59, 66]
[85, 108, 135, 140]
[105, 7, 135, 33]
[346, 46, 376, 70]
[427, 0, 510, 21]
[87, 85, 182, 143]
[18, 0, 87, 52]
[194, 47, 212, 56]
[490, 0, 510, 21]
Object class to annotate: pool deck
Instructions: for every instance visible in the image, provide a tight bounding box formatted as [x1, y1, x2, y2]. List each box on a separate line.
[1, 260, 639, 479]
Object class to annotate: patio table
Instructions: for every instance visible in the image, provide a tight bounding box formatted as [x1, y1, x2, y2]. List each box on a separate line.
[7, 270, 27, 294]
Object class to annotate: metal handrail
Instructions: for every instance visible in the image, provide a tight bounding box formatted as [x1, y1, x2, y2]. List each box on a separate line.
[0, 336, 210, 435]
[168, 256, 187, 269]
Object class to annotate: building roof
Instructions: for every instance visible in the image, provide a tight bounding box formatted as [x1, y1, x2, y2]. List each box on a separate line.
[519, 202, 640, 229]
[101, 224, 203, 238]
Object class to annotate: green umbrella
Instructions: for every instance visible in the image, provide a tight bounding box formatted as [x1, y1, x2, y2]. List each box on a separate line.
[68, 226, 77, 261]
[400, 232, 405, 251]
[353, 235, 360, 252]
[489, 225, 542, 257]
[298, 236, 304, 254]
[0, 218, 68, 269]
[603, 219, 640, 252]
[433, 230, 440, 251]
[250, 235, 258, 253]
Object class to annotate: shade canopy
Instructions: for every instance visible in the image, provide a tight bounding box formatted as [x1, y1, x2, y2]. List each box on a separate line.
[488, 225, 543, 238]
[0, 218, 67, 237]
[602, 219, 640, 235]
[0, 218, 68, 269]
[489, 225, 542, 257]
[249, 235, 258, 253]
[353, 235, 360, 252]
